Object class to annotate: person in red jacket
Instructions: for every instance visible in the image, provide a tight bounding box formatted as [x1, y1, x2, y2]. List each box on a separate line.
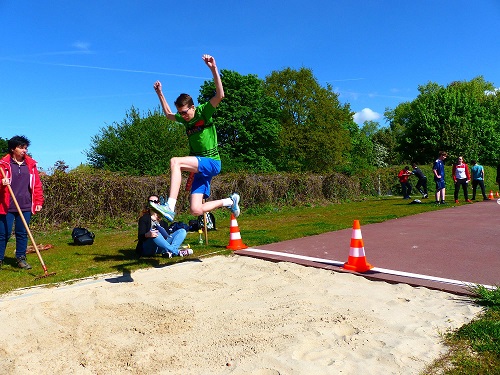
[398, 166, 412, 199]
[451, 156, 471, 204]
[0, 135, 44, 269]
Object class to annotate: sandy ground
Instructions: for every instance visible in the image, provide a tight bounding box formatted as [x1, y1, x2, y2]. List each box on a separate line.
[0, 255, 481, 375]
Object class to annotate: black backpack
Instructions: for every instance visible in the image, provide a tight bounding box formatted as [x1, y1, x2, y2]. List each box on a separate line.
[72, 227, 95, 245]
[198, 212, 216, 231]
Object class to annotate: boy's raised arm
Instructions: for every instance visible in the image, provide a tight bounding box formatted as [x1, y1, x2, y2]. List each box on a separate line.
[154, 81, 177, 121]
[202, 54, 225, 108]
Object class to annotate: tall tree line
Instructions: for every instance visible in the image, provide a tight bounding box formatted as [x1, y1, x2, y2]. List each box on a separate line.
[83, 72, 499, 176]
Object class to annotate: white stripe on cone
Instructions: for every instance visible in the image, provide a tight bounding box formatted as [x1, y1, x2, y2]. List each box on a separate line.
[352, 228, 362, 239]
[230, 232, 242, 240]
[349, 247, 365, 257]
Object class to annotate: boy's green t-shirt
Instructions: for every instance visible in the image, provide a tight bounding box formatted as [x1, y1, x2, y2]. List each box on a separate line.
[175, 102, 220, 161]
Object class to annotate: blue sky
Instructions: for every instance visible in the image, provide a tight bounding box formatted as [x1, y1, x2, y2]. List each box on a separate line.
[1, 1, 499, 171]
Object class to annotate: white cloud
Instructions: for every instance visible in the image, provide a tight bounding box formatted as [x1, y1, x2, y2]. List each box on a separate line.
[353, 108, 381, 124]
[72, 41, 91, 51]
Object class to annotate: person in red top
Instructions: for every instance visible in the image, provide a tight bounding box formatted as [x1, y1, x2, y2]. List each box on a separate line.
[451, 156, 471, 204]
[398, 166, 412, 199]
[0, 135, 44, 270]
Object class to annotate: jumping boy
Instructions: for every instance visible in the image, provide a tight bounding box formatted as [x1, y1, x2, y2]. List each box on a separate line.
[150, 54, 240, 221]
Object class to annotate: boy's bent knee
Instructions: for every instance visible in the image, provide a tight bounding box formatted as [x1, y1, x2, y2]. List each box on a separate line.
[190, 207, 203, 216]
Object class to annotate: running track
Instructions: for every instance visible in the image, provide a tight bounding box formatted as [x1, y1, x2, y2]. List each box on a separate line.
[236, 199, 500, 295]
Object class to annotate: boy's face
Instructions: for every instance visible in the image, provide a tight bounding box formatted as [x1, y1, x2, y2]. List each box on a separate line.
[177, 105, 195, 121]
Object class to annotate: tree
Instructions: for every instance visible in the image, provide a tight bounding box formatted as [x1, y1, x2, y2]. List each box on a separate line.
[264, 67, 352, 173]
[198, 69, 282, 172]
[0, 137, 8, 154]
[51, 160, 69, 174]
[85, 106, 188, 175]
[387, 76, 500, 165]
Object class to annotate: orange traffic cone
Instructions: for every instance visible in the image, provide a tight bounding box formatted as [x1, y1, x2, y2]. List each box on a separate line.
[496, 191, 499, 198]
[489, 190, 494, 199]
[343, 220, 373, 273]
[226, 213, 248, 250]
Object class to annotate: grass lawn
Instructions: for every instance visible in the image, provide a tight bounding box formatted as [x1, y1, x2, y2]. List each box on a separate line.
[0, 195, 498, 374]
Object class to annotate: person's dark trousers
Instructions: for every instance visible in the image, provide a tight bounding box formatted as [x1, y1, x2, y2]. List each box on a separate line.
[0, 211, 32, 260]
[472, 179, 487, 200]
[401, 182, 412, 198]
[454, 179, 469, 200]
[416, 177, 428, 195]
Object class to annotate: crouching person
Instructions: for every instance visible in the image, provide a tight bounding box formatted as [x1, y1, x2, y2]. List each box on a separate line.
[136, 195, 192, 258]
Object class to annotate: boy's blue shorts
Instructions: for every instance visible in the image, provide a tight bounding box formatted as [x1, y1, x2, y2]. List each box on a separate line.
[435, 179, 446, 190]
[191, 157, 222, 198]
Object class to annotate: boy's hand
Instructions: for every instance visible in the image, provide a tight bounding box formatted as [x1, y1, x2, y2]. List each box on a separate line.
[153, 80, 162, 92]
[202, 54, 217, 69]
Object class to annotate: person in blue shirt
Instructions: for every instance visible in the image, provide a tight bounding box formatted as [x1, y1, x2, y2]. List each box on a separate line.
[432, 151, 447, 204]
[470, 160, 488, 200]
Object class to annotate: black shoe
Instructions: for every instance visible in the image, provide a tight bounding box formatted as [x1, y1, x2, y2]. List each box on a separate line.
[16, 256, 32, 270]
[440, 201, 447, 205]
[435, 201, 440, 205]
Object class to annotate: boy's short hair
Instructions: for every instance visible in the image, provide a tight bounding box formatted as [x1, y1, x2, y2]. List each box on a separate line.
[439, 151, 448, 157]
[174, 93, 194, 108]
[8, 135, 30, 153]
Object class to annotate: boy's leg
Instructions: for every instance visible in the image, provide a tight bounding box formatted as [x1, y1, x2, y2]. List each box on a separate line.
[169, 156, 199, 201]
[191, 193, 240, 217]
[150, 156, 200, 222]
[472, 180, 478, 199]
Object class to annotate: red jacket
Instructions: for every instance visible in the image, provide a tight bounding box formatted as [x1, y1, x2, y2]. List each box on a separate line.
[0, 154, 44, 215]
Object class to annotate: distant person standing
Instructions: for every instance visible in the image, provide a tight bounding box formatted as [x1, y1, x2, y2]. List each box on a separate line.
[0, 135, 44, 270]
[411, 163, 428, 199]
[398, 166, 412, 199]
[452, 156, 471, 204]
[433, 151, 447, 205]
[470, 160, 488, 201]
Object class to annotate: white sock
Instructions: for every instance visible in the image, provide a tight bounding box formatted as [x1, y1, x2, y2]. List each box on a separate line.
[222, 198, 233, 207]
[167, 198, 177, 210]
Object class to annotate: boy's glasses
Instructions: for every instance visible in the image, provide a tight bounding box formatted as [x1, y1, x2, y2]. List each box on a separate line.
[149, 199, 159, 203]
[178, 107, 191, 115]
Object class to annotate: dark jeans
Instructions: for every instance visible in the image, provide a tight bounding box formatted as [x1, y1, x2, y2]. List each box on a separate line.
[472, 179, 487, 199]
[0, 211, 32, 260]
[400, 182, 412, 198]
[454, 179, 469, 200]
[415, 177, 428, 195]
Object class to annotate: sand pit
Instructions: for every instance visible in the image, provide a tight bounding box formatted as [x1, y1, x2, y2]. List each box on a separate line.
[0, 255, 480, 374]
